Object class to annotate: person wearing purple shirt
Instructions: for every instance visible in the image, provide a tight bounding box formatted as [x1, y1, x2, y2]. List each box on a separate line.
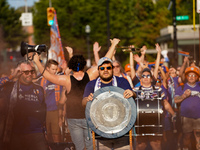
[0, 60, 48, 150]
[82, 57, 134, 150]
[39, 59, 62, 144]
[175, 66, 200, 150]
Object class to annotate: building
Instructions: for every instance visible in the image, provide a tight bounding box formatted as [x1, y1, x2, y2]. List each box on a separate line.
[156, 25, 200, 66]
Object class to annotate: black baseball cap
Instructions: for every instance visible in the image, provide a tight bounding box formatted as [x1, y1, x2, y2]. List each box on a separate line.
[142, 68, 152, 76]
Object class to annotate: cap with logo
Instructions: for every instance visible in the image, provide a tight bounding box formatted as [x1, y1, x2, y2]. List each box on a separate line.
[97, 57, 113, 67]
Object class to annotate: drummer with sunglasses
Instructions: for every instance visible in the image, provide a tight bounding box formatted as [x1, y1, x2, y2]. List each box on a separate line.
[82, 57, 135, 149]
[82, 57, 135, 106]
[133, 67, 175, 150]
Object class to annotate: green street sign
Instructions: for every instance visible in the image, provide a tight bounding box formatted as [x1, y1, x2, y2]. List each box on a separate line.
[176, 15, 189, 21]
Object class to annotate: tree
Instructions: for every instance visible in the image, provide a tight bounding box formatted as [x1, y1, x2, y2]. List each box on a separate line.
[0, 0, 27, 50]
[32, 0, 194, 64]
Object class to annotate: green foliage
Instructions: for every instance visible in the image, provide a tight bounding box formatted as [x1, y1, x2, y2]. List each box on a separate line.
[32, 0, 195, 64]
[176, 0, 197, 25]
[0, 0, 27, 49]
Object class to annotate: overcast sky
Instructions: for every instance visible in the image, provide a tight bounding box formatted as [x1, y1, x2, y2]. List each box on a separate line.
[7, 0, 38, 9]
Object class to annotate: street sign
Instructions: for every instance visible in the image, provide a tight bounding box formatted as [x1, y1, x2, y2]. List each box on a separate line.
[20, 13, 33, 26]
[197, 0, 200, 13]
[176, 15, 189, 21]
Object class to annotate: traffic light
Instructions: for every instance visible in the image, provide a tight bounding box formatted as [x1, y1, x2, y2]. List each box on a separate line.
[47, 7, 55, 26]
[9, 55, 13, 61]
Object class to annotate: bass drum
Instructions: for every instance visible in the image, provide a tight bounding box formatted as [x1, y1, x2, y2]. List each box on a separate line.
[85, 86, 137, 139]
[135, 96, 164, 136]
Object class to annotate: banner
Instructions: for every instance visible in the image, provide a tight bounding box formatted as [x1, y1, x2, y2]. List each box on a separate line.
[178, 50, 190, 57]
[48, 10, 65, 66]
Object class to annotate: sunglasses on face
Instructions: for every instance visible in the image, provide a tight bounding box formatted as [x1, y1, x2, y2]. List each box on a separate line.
[99, 66, 112, 71]
[22, 70, 35, 75]
[187, 74, 196, 78]
[142, 74, 151, 78]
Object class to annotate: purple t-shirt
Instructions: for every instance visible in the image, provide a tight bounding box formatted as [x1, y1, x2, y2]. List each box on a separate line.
[83, 76, 132, 98]
[175, 83, 200, 119]
[1, 81, 46, 134]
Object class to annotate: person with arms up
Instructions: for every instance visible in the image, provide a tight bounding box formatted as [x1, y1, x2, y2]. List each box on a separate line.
[32, 38, 120, 150]
[39, 59, 63, 147]
[0, 60, 48, 150]
[133, 67, 175, 150]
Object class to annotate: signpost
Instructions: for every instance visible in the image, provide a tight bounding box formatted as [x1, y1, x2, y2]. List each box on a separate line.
[197, 0, 200, 65]
[197, 0, 200, 13]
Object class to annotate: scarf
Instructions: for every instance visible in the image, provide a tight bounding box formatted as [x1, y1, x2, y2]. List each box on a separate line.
[3, 81, 18, 143]
[94, 76, 117, 92]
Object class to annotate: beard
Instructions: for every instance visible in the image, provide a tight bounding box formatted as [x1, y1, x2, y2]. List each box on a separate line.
[100, 73, 113, 82]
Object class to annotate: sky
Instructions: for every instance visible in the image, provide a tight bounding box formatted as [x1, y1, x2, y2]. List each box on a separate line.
[7, 0, 38, 9]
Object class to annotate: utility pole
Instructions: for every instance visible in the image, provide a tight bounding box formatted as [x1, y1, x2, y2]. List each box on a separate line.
[25, 0, 27, 12]
[106, 0, 110, 50]
[172, 0, 178, 67]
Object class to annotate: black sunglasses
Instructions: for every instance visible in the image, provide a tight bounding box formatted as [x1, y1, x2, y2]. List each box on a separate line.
[142, 74, 151, 78]
[99, 66, 112, 71]
[22, 70, 35, 75]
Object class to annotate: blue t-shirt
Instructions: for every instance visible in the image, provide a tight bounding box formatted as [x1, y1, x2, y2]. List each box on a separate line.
[175, 83, 200, 119]
[43, 80, 62, 111]
[83, 76, 132, 98]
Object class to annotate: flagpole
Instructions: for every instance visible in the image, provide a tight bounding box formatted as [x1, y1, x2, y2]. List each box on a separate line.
[49, 0, 52, 7]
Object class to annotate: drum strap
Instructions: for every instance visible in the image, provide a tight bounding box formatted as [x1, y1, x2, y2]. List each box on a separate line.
[138, 85, 156, 90]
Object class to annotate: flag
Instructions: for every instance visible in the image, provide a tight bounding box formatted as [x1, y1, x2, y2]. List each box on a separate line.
[48, 10, 65, 66]
[178, 50, 190, 57]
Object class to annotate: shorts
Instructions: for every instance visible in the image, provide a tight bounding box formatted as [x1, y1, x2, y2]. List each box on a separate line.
[46, 110, 60, 134]
[182, 117, 200, 133]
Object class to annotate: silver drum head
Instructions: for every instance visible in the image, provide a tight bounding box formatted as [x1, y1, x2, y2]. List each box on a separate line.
[85, 86, 136, 138]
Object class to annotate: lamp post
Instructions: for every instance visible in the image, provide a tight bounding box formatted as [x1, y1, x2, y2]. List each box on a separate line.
[172, 0, 178, 67]
[85, 25, 91, 67]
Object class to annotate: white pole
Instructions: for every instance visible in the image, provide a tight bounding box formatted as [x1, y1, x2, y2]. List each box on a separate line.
[25, 0, 27, 12]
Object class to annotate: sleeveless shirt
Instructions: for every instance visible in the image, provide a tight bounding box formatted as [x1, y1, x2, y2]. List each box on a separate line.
[66, 72, 90, 119]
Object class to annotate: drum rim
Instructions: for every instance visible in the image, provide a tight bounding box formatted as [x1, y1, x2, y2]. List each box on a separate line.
[85, 86, 137, 139]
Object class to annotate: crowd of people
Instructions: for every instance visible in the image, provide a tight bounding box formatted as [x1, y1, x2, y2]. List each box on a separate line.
[0, 38, 200, 150]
